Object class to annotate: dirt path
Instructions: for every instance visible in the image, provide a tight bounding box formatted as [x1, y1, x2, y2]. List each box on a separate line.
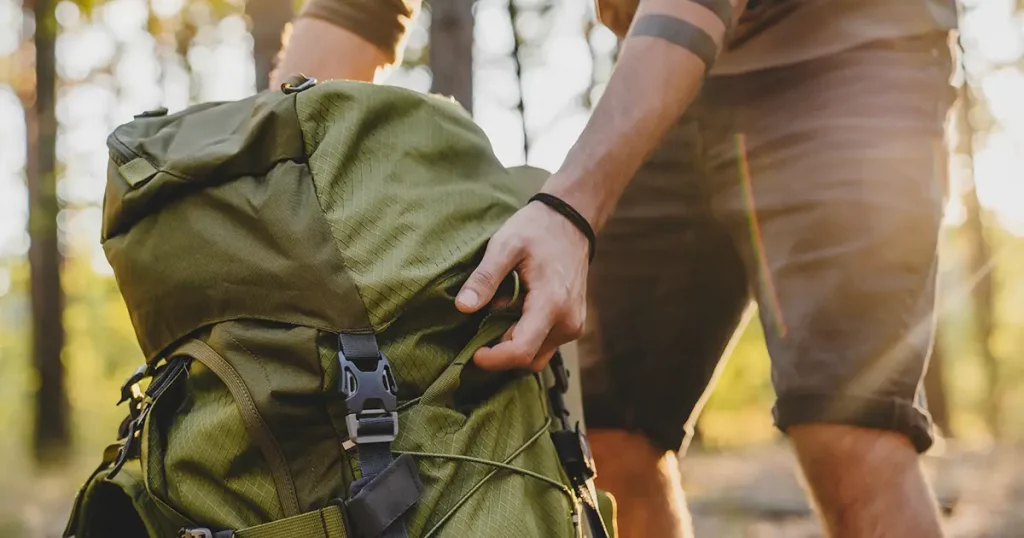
[680, 441, 1024, 538]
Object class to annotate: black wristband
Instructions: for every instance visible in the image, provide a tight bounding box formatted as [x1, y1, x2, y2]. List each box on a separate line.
[529, 193, 597, 263]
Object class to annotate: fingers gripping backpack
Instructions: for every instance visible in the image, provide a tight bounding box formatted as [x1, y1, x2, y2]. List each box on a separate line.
[62, 76, 617, 538]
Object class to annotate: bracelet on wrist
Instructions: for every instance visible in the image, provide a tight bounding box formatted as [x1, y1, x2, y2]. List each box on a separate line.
[528, 193, 597, 263]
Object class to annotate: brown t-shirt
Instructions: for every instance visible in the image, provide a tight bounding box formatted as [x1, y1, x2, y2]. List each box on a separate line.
[712, 0, 959, 75]
[299, 0, 419, 63]
[297, 0, 958, 74]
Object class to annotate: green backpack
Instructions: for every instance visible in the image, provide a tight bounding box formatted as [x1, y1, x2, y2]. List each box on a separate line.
[63, 76, 617, 538]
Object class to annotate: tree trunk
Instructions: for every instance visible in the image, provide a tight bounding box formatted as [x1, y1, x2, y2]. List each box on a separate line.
[508, 0, 528, 159]
[429, 0, 474, 112]
[248, 0, 292, 91]
[28, 0, 69, 464]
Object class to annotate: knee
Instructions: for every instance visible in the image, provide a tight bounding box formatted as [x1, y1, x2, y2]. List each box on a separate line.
[589, 429, 681, 489]
[788, 423, 928, 506]
[788, 423, 920, 471]
[787, 425, 944, 537]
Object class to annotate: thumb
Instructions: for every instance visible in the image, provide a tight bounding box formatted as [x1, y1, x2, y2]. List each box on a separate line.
[457, 238, 521, 314]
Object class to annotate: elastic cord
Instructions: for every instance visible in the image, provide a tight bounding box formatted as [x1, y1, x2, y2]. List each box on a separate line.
[529, 193, 597, 263]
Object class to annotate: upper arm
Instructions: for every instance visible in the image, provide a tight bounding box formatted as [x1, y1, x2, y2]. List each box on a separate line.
[597, 0, 747, 38]
[297, 0, 423, 62]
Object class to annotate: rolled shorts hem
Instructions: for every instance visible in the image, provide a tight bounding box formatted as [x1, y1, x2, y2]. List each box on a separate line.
[773, 393, 935, 454]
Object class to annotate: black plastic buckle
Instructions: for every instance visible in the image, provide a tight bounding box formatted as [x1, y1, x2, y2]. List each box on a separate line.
[108, 403, 151, 478]
[338, 347, 399, 445]
[117, 364, 149, 405]
[110, 358, 189, 479]
[550, 351, 571, 394]
[551, 424, 597, 487]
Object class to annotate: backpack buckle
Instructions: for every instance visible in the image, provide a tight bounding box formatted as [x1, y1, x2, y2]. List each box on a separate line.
[179, 529, 214, 538]
[338, 344, 399, 445]
[551, 424, 597, 487]
[117, 364, 149, 406]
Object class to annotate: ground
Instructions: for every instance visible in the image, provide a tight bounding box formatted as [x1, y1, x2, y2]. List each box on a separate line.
[680, 441, 1024, 538]
[4, 441, 1023, 537]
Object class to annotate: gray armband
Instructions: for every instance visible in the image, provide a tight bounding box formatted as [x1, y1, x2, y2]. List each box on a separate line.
[628, 14, 719, 74]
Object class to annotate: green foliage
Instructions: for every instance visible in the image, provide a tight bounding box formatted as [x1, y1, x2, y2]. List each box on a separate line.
[697, 312, 778, 449]
[0, 251, 143, 536]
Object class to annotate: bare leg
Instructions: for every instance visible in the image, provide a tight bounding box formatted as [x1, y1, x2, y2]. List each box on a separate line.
[589, 429, 694, 538]
[789, 424, 944, 538]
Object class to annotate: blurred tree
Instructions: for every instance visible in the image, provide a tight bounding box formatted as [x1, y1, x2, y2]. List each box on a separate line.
[953, 32, 1002, 437]
[429, 0, 474, 111]
[961, 156, 1001, 436]
[509, 0, 527, 157]
[247, 0, 292, 91]
[22, 0, 70, 464]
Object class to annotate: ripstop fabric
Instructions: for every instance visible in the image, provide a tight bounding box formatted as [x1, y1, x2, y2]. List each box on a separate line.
[64, 78, 615, 538]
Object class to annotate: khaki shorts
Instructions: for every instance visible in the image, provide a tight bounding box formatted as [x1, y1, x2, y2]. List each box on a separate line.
[578, 32, 956, 454]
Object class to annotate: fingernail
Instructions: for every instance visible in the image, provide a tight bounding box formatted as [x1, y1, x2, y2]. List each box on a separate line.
[458, 289, 479, 308]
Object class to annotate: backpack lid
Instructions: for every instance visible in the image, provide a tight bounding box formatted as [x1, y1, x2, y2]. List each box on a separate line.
[101, 82, 549, 362]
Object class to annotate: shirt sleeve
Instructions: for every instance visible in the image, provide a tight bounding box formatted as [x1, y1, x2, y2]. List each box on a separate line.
[297, 0, 421, 63]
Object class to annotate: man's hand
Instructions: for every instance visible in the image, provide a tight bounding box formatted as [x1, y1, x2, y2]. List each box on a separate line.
[454, 0, 743, 373]
[456, 197, 591, 373]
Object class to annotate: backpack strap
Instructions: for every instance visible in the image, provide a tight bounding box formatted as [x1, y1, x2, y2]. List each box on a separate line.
[337, 332, 421, 538]
[181, 333, 421, 538]
[547, 351, 612, 538]
[181, 504, 348, 538]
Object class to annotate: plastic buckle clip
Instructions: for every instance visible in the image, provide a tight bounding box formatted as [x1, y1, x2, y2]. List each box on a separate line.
[551, 424, 597, 487]
[117, 364, 148, 405]
[179, 529, 214, 538]
[550, 351, 571, 394]
[338, 347, 399, 445]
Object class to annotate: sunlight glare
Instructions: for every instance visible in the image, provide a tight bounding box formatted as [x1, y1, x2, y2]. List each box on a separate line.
[151, 0, 185, 20]
[975, 139, 1024, 236]
[55, 2, 81, 28]
[101, 0, 149, 42]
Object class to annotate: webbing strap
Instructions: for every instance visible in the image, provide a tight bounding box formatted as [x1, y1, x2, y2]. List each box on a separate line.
[338, 333, 413, 538]
[337, 333, 381, 360]
[347, 454, 422, 538]
[357, 443, 393, 484]
[578, 484, 609, 538]
[547, 352, 611, 538]
[231, 505, 348, 538]
[117, 157, 158, 187]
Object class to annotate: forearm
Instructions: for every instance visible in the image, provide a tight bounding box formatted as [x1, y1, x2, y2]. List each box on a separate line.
[544, 0, 744, 231]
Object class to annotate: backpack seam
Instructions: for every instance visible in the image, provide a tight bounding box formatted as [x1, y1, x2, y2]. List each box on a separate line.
[293, 89, 376, 334]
